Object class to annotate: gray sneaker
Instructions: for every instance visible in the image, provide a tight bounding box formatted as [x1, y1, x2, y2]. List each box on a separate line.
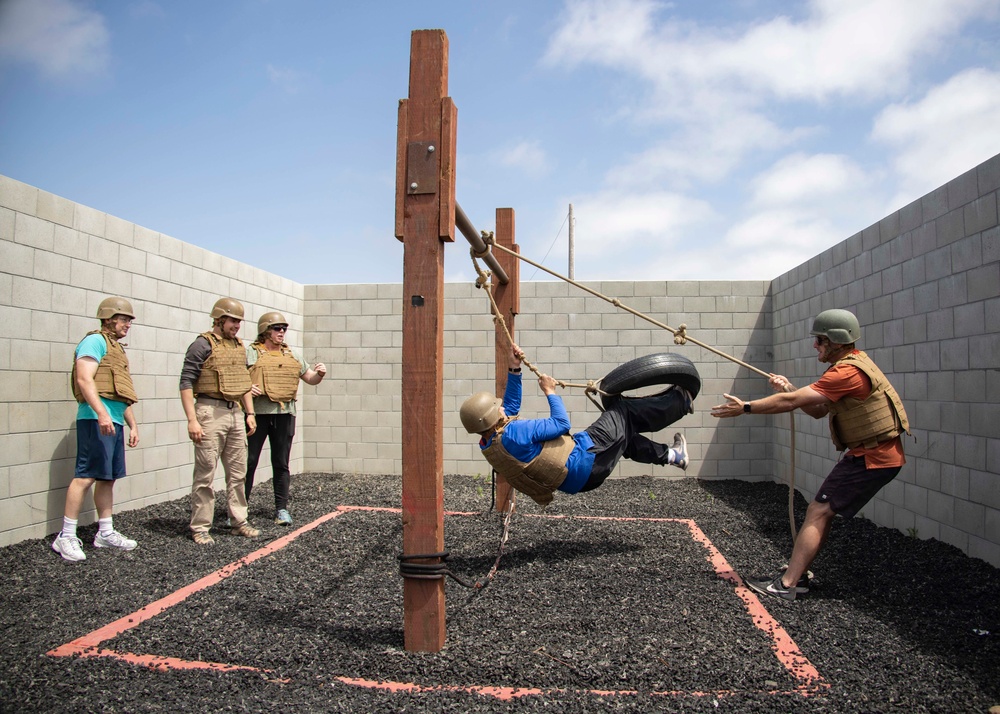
[94, 530, 138, 551]
[670, 433, 688, 471]
[52, 535, 86, 562]
[274, 509, 293, 526]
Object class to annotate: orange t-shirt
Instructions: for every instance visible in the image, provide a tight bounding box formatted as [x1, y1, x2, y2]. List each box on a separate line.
[811, 353, 905, 469]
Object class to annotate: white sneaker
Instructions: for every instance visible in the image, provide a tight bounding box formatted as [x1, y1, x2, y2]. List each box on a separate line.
[52, 535, 86, 562]
[94, 530, 138, 551]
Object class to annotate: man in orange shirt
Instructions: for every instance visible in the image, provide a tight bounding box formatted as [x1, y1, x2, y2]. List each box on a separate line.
[711, 309, 909, 601]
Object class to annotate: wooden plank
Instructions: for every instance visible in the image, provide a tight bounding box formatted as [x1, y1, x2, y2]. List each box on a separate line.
[438, 98, 457, 242]
[399, 28, 449, 652]
[493, 207, 519, 511]
[394, 100, 407, 241]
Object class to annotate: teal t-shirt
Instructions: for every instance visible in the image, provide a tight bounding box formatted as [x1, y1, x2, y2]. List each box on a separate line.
[75, 333, 128, 425]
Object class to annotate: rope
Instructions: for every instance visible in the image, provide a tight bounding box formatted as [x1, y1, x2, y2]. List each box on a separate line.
[397, 493, 517, 590]
[474, 234, 800, 542]
[471, 245, 609, 399]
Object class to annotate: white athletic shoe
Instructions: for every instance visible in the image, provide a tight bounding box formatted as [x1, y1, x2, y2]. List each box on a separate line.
[52, 535, 86, 562]
[94, 530, 138, 551]
[670, 433, 688, 471]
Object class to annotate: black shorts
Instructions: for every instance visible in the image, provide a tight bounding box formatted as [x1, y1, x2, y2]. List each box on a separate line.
[815, 455, 901, 518]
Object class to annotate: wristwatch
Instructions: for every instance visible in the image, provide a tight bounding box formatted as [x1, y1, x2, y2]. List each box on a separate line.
[743, 402, 752, 414]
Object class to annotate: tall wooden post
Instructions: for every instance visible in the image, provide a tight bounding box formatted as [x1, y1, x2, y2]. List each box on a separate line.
[394, 29, 456, 653]
[493, 208, 519, 511]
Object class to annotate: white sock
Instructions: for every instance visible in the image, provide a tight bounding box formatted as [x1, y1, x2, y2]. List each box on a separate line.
[61, 517, 78, 539]
[667, 449, 678, 464]
[98, 517, 114, 537]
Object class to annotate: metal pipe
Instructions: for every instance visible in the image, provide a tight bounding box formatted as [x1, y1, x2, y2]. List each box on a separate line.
[455, 203, 509, 284]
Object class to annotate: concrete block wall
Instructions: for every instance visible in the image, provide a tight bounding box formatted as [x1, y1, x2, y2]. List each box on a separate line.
[0, 175, 305, 546]
[3, 151, 999, 568]
[766, 153, 1000, 566]
[301, 279, 773, 480]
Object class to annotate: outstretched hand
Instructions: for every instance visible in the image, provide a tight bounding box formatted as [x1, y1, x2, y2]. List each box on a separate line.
[710, 394, 745, 419]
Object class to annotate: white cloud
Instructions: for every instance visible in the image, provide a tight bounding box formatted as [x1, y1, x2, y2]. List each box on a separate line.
[548, 0, 995, 102]
[606, 112, 809, 189]
[0, 0, 110, 81]
[544, 0, 998, 182]
[266, 64, 303, 94]
[570, 189, 716, 259]
[493, 140, 550, 178]
[749, 152, 870, 207]
[872, 68, 1000, 205]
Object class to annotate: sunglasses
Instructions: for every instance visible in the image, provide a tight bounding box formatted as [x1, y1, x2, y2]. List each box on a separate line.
[813, 336, 829, 346]
[271, 325, 288, 332]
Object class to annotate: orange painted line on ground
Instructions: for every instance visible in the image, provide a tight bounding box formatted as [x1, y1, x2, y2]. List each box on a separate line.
[47, 508, 350, 658]
[527, 513, 828, 695]
[334, 676, 546, 701]
[82, 648, 287, 679]
[48, 507, 826, 699]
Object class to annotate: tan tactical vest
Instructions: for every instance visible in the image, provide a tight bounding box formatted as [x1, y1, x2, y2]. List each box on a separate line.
[827, 350, 910, 450]
[481, 422, 576, 506]
[72, 330, 139, 406]
[248, 343, 301, 403]
[193, 332, 252, 401]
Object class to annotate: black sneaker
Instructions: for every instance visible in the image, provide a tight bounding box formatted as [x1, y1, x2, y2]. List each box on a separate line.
[746, 574, 798, 601]
[780, 566, 811, 594]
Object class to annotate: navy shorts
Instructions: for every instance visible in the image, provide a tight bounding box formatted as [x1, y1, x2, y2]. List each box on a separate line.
[74, 420, 127, 481]
[815, 455, 900, 518]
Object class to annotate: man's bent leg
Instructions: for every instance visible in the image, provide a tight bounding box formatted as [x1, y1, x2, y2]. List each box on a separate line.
[783, 500, 835, 587]
[623, 434, 672, 464]
[621, 387, 690, 434]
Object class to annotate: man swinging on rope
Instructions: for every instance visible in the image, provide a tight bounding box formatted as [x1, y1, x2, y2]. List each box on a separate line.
[460, 346, 692, 507]
[712, 309, 910, 601]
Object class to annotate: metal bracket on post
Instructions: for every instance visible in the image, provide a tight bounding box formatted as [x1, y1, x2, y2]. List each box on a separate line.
[407, 141, 439, 195]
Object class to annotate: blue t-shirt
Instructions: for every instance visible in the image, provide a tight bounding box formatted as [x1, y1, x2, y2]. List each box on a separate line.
[75, 333, 128, 425]
[479, 372, 595, 493]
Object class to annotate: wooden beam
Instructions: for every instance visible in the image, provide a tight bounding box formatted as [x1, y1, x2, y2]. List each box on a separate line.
[398, 28, 454, 653]
[493, 208, 519, 511]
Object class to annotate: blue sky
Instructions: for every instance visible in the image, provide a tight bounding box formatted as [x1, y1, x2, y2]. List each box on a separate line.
[2, 0, 999, 286]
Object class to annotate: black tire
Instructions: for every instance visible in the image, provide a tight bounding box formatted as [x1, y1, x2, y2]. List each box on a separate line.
[599, 352, 701, 409]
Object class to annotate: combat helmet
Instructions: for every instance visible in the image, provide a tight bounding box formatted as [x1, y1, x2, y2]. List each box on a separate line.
[460, 392, 503, 434]
[210, 297, 245, 321]
[96, 296, 136, 320]
[258, 311, 288, 337]
[810, 309, 861, 345]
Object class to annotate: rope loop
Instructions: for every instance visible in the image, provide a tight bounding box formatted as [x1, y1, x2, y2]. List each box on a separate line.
[398, 551, 479, 588]
[470, 244, 492, 260]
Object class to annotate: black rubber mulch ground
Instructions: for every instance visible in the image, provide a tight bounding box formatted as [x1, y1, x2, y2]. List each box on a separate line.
[1, 472, 997, 713]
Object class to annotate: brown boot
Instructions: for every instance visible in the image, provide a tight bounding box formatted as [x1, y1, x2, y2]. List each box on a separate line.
[231, 521, 260, 538]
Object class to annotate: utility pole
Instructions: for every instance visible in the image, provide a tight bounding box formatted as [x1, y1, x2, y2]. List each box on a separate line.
[568, 203, 575, 279]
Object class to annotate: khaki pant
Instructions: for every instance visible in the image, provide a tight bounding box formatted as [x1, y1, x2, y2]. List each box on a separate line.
[190, 400, 249, 533]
